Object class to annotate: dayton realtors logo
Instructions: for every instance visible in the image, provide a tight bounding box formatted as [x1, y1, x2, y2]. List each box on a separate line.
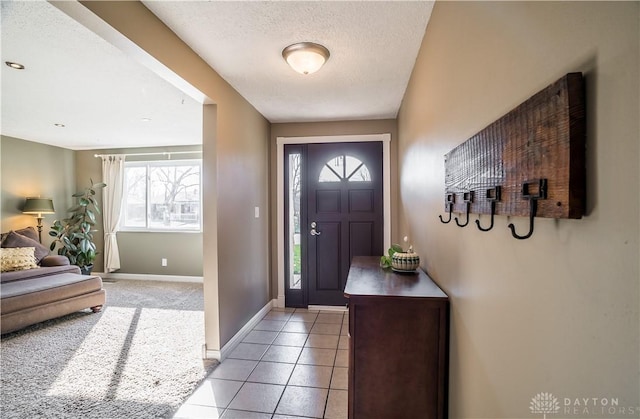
[530, 392, 639, 417]
[530, 393, 560, 418]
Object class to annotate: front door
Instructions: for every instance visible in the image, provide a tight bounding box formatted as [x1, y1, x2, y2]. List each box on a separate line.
[306, 142, 383, 306]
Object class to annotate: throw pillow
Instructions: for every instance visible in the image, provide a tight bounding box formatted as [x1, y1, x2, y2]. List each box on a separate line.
[0, 247, 38, 272]
[0, 226, 39, 243]
[1, 231, 49, 264]
[15, 226, 39, 242]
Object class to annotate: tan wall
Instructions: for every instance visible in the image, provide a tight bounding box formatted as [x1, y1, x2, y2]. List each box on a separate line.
[1, 136, 75, 250]
[75, 147, 203, 276]
[397, 2, 639, 417]
[79, 1, 271, 349]
[270, 120, 398, 300]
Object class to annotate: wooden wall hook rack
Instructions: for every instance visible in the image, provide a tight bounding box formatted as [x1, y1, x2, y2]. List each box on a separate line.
[439, 73, 586, 240]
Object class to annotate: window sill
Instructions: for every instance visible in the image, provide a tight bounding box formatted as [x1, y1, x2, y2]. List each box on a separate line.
[118, 229, 202, 234]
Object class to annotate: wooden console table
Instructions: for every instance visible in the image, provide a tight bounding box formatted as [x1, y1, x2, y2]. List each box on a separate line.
[344, 256, 450, 419]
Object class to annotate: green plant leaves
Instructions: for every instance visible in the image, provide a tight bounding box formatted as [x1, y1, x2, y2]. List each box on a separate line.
[388, 244, 403, 257]
[48, 179, 106, 268]
[86, 210, 96, 224]
[380, 244, 404, 269]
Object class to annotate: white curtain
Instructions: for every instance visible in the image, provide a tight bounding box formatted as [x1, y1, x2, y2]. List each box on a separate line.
[101, 155, 125, 273]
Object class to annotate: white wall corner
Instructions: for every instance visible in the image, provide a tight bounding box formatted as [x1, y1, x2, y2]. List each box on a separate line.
[204, 344, 222, 361]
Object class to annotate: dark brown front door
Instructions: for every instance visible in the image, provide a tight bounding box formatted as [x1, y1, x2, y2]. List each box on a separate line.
[306, 142, 383, 306]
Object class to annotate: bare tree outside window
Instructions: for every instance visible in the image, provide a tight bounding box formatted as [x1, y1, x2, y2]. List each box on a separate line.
[288, 153, 302, 289]
[123, 160, 202, 231]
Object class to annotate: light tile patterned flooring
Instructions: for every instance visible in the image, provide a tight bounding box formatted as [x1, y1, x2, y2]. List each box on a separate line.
[173, 307, 349, 419]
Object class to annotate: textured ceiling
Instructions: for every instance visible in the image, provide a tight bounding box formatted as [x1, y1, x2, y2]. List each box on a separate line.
[1, 1, 433, 150]
[1, 0, 202, 150]
[143, 1, 434, 123]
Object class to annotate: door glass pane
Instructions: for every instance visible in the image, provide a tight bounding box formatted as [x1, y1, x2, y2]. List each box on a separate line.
[326, 155, 344, 178]
[345, 156, 371, 181]
[319, 165, 341, 182]
[288, 153, 301, 289]
[318, 155, 371, 182]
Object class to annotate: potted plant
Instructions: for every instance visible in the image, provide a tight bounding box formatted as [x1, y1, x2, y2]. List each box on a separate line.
[49, 179, 106, 275]
[380, 243, 403, 269]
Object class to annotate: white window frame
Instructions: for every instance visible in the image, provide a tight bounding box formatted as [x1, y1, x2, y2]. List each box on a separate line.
[121, 159, 203, 233]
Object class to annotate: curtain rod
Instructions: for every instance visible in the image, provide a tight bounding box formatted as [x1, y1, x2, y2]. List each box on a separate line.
[94, 150, 202, 158]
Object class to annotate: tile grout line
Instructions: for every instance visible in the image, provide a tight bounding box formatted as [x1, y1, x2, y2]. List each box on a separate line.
[223, 310, 294, 416]
[183, 308, 347, 418]
[270, 307, 319, 418]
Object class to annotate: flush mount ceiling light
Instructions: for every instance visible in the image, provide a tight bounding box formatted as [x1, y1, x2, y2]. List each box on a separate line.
[282, 42, 330, 75]
[5, 61, 25, 70]
[54, 123, 65, 128]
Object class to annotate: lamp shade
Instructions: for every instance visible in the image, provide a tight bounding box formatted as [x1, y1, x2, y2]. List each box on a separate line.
[22, 198, 55, 216]
[282, 42, 330, 75]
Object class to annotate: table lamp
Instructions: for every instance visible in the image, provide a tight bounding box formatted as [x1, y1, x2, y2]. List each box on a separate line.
[22, 197, 55, 243]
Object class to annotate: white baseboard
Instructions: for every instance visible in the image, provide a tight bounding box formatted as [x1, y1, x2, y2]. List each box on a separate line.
[94, 272, 203, 283]
[309, 305, 348, 312]
[203, 299, 276, 361]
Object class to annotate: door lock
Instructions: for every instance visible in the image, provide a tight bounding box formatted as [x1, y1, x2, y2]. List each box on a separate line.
[310, 222, 321, 236]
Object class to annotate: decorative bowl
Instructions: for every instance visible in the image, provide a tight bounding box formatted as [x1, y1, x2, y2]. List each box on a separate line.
[391, 252, 420, 272]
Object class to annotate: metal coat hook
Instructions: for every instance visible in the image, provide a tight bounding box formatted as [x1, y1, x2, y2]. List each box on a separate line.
[455, 191, 474, 227]
[438, 193, 455, 224]
[508, 179, 547, 240]
[476, 186, 501, 232]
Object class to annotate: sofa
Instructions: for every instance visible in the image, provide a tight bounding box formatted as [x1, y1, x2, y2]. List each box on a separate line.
[1, 227, 105, 334]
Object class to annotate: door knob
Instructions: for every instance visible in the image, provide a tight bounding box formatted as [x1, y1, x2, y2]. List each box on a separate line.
[310, 222, 321, 236]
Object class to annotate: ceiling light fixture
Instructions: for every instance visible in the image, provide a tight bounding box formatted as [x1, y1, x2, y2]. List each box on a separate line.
[5, 61, 25, 70]
[54, 123, 65, 128]
[282, 42, 330, 75]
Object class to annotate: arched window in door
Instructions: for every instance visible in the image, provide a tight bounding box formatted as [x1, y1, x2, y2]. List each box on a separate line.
[319, 155, 371, 182]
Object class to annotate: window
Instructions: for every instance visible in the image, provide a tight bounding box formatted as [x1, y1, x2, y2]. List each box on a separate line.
[123, 160, 202, 231]
[288, 152, 302, 290]
[319, 155, 371, 182]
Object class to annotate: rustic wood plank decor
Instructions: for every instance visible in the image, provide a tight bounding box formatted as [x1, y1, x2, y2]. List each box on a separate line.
[443, 73, 586, 221]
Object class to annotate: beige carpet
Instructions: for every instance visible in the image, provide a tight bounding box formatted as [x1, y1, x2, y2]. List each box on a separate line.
[1, 279, 217, 418]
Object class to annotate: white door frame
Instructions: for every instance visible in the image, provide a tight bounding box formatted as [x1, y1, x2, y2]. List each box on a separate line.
[276, 133, 391, 307]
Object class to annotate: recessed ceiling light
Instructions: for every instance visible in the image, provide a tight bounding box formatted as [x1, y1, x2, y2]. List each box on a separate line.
[54, 123, 65, 128]
[141, 118, 152, 122]
[5, 61, 25, 70]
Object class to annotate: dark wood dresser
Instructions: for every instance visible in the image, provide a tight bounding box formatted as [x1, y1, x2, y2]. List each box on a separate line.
[344, 256, 450, 419]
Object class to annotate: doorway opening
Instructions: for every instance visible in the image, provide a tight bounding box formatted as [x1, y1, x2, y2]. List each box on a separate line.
[277, 134, 391, 308]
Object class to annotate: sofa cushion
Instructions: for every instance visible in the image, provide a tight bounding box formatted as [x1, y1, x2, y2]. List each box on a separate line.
[0, 247, 38, 272]
[0, 264, 81, 283]
[0, 273, 103, 315]
[1, 231, 49, 264]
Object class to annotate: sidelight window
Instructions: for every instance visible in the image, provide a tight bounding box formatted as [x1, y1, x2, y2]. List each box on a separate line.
[288, 153, 302, 290]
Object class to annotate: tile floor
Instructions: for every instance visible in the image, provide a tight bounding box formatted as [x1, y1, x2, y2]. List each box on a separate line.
[173, 307, 349, 419]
